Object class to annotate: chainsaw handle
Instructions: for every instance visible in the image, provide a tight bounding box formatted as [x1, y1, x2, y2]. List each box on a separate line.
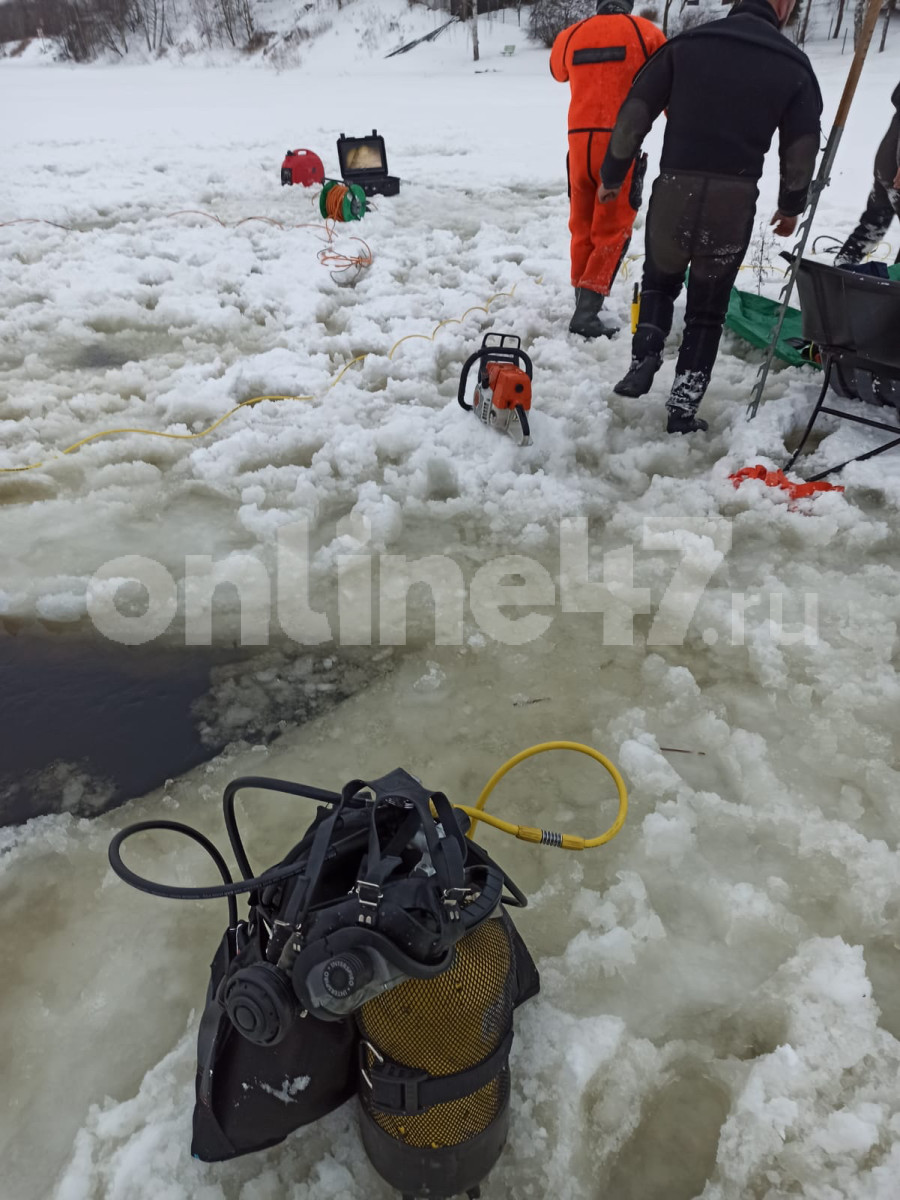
[458, 345, 533, 412]
[457, 348, 484, 411]
[503, 347, 533, 379]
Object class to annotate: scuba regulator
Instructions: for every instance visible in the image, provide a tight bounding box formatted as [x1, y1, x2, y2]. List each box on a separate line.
[109, 745, 627, 1199]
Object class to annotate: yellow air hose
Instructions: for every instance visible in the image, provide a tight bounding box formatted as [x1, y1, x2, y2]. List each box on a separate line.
[0, 282, 537, 474]
[455, 741, 628, 851]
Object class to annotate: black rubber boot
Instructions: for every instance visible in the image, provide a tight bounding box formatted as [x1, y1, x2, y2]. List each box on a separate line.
[666, 369, 710, 433]
[614, 354, 663, 397]
[569, 288, 617, 339]
[666, 411, 709, 434]
[834, 237, 866, 268]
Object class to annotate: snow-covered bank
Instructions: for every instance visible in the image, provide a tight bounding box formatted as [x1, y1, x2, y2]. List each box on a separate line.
[0, 0, 499, 70]
[2, 25, 900, 1200]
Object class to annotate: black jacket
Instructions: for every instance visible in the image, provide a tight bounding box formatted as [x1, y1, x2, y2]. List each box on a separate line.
[600, 0, 822, 216]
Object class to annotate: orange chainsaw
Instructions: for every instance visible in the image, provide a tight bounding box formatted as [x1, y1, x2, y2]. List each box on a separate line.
[457, 333, 533, 447]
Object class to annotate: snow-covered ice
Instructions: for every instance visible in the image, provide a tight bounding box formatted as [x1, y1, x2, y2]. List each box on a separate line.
[2, 6, 900, 1198]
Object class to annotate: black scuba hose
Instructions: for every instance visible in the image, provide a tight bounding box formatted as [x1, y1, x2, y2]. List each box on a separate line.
[109, 778, 528, 929]
[223, 776, 341, 880]
[811, 234, 844, 255]
[108, 820, 332, 914]
[108, 820, 240, 927]
[109, 779, 355, 918]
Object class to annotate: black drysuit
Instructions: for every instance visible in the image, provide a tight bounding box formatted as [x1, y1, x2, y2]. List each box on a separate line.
[837, 83, 900, 267]
[601, 0, 822, 416]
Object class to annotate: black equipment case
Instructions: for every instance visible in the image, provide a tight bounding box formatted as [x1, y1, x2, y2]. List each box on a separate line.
[337, 129, 401, 198]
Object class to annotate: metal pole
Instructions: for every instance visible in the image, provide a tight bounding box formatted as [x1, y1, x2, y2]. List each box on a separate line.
[747, 0, 885, 419]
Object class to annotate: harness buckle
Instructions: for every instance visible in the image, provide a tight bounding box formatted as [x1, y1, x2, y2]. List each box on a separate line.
[358, 1039, 384, 1090]
[359, 1043, 429, 1115]
[355, 880, 383, 925]
[442, 886, 471, 921]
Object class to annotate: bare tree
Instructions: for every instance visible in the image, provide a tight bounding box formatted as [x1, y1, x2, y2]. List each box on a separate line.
[797, 0, 813, 43]
[191, 0, 216, 46]
[528, 0, 594, 46]
[880, 0, 895, 48]
[749, 220, 776, 294]
[7, 0, 44, 47]
[833, 0, 847, 36]
[217, 0, 237, 45]
[460, 0, 480, 59]
[135, 0, 173, 54]
[239, 0, 254, 40]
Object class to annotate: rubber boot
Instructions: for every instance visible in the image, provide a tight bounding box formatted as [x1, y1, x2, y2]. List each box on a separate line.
[569, 288, 617, 339]
[666, 411, 709, 434]
[834, 237, 866, 268]
[614, 354, 663, 397]
[666, 370, 710, 434]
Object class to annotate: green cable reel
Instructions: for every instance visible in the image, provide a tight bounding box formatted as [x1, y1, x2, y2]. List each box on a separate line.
[319, 179, 367, 222]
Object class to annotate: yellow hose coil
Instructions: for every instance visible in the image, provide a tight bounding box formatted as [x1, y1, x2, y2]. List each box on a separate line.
[456, 741, 628, 852]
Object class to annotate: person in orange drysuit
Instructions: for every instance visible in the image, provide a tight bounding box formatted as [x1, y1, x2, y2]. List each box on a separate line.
[551, 0, 665, 337]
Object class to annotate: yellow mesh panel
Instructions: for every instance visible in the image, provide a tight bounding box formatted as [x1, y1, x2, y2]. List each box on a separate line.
[358, 917, 514, 1149]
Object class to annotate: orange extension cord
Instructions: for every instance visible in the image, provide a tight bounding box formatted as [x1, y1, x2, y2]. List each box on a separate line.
[319, 184, 374, 277]
[321, 183, 353, 222]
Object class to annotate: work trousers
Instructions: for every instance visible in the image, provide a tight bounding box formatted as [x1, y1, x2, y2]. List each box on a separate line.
[633, 171, 758, 414]
[837, 177, 900, 266]
[838, 113, 900, 265]
[568, 129, 639, 294]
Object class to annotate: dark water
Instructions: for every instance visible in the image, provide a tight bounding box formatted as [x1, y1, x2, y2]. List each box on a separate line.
[0, 634, 391, 827]
[0, 635, 255, 826]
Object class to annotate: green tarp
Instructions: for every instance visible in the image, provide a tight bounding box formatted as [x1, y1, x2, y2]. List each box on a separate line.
[725, 265, 900, 368]
[725, 288, 809, 366]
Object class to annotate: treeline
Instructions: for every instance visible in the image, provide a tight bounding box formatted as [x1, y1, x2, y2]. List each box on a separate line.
[1, 0, 885, 62]
[0, 0, 259, 58]
[0, 0, 458, 57]
[527, 0, 737, 42]
[0, 0, 68, 45]
[0, 0, 646, 60]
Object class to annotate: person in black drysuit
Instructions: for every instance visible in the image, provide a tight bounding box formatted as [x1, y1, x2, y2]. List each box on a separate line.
[597, 0, 821, 433]
[835, 83, 900, 267]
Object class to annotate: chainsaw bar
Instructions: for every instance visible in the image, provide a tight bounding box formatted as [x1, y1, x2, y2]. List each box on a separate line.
[511, 405, 531, 447]
[473, 391, 532, 447]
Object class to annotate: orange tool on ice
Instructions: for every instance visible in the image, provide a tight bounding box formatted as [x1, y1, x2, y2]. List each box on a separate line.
[457, 333, 533, 447]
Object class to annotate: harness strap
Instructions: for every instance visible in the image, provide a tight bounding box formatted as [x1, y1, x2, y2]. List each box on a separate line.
[359, 789, 467, 906]
[361, 1028, 514, 1115]
[284, 778, 361, 930]
[304, 860, 503, 946]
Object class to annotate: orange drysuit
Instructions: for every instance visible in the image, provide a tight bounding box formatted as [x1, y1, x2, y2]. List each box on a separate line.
[551, 13, 665, 294]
